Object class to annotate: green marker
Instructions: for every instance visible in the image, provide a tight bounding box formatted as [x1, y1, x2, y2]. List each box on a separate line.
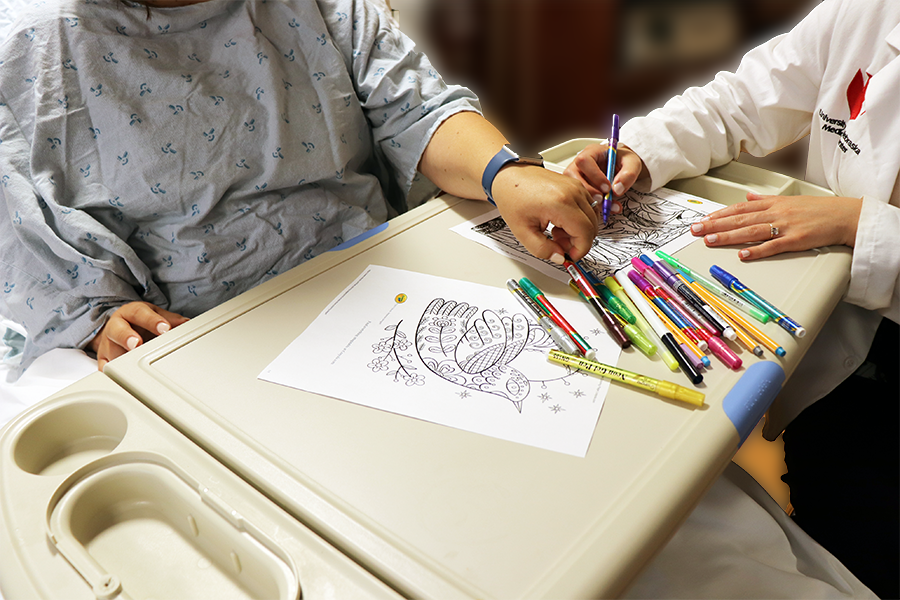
[519, 277, 595, 359]
[655, 251, 769, 324]
[596, 283, 636, 324]
[610, 312, 657, 357]
[568, 282, 653, 355]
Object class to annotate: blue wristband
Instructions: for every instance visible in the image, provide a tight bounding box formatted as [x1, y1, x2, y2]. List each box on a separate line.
[481, 145, 543, 206]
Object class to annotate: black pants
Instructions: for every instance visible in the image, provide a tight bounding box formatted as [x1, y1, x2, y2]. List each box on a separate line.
[782, 318, 899, 599]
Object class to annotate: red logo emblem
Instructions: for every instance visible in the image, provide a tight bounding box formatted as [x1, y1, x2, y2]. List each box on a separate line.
[847, 69, 872, 120]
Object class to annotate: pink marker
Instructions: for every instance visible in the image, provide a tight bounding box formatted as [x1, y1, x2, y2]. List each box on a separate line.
[632, 258, 741, 370]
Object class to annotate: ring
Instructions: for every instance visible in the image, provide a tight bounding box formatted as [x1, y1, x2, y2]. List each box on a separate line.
[769, 224, 779, 239]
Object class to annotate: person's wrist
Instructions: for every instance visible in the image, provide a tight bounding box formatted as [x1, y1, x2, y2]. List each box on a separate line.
[481, 145, 543, 205]
[843, 196, 864, 247]
[490, 163, 544, 207]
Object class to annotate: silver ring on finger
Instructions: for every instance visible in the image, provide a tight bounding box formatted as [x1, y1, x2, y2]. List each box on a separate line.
[769, 224, 779, 240]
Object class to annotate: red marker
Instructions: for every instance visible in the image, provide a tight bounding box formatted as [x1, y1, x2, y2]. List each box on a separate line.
[563, 258, 630, 349]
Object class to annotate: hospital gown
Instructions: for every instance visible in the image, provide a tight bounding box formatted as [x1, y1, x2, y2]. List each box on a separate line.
[0, 0, 479, 376]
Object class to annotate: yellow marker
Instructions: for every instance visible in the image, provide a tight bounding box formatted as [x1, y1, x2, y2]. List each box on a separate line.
[548, 349, 705, 407]
[606, 276, 680, 372]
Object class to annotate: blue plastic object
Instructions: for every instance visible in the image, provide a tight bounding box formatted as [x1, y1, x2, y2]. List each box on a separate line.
[327, 222, 389, 252]
[722, 361, 785, 445]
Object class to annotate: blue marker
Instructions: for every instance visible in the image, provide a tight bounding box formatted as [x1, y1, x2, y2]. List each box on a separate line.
[602, 114, 619, 223]
[709, 266, 806, 338]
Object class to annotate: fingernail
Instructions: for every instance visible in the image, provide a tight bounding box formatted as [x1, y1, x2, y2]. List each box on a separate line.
[705, 234, 718, 244]
[126, 336, 140, 351]
[611, 202, 622, 214]
[550, 253, 565, 265]
[98, 359, 108, 371]
[739, 249, 751, 259]
[691, 223, 703, 234]
[612, 182, 625, 196]
[157, 322, 171, 334]
[599, 183, 610, 194]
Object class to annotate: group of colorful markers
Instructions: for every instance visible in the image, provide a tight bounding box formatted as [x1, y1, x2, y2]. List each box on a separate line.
[506, 250, 806, 407]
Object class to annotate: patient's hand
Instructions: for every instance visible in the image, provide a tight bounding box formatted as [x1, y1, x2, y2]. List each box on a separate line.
[89, 301, 189, 371]
[415, 298, 531, 411]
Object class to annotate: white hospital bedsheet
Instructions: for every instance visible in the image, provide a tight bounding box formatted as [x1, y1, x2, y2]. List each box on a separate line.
[0, 345, 95, 430]
[0, 334, 94, 600]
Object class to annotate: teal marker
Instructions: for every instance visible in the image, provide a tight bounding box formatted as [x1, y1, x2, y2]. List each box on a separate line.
[519, 277, 595, 359]
[655, 251, 770, 324]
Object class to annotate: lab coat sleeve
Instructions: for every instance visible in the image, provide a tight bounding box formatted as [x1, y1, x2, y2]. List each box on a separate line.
[620, 0, 840, 191]
[322, 0, 481, 199]
[846, 197, 900, 323]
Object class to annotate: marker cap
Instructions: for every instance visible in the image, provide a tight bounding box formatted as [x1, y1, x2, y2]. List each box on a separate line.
[656, 381, 705, 407]
[709, 265, 737, 288]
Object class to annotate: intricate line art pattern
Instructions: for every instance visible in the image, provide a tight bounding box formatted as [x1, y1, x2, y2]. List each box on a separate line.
[471, 189, 705, 283]
[368, 320, 424, 386]
[367, 298, 586, 415]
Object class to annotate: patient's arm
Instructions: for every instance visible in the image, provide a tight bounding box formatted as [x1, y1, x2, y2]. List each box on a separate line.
[418, 111, 598, 263]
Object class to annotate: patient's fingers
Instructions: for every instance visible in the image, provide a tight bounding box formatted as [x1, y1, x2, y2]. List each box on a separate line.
[90, 301, 189, 370]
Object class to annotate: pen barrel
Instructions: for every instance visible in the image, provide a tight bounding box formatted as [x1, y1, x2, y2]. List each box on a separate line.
[692, 282, 785, 357]
[570, 279, 631, 349]
[594, 299, 632, 349]
[653, 380, 705, 407]
[706, 335, 742, 370]
[664, 256, 769, 323]
[705, 277, 769, 323]
[660, 333, 703, 384]
[598, 285, 636, 323]
[739, 288, 806, 337]
[547, 349, 704, 406]
[671, 281, 721, 336]
[540, 316, 582, 356]
[615, 314, 656, 356]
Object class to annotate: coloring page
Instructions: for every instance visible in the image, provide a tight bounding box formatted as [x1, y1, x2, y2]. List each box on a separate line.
[453, 187, 724, 283]
[259, 265, 622, 457]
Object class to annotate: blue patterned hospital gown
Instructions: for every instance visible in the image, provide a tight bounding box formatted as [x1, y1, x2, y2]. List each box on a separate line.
[0, 0, 480, 375]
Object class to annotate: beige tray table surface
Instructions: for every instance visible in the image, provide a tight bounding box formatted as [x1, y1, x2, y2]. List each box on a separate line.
[94, 140, 849, 599]
[0, 373, 403, 600]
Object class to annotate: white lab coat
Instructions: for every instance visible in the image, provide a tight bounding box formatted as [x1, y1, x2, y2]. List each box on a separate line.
[621, 0, 900, 439]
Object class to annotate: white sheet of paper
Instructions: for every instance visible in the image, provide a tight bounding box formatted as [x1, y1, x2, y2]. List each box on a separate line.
[453, 187, 724, 284]
[259, 265, 622, 457]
